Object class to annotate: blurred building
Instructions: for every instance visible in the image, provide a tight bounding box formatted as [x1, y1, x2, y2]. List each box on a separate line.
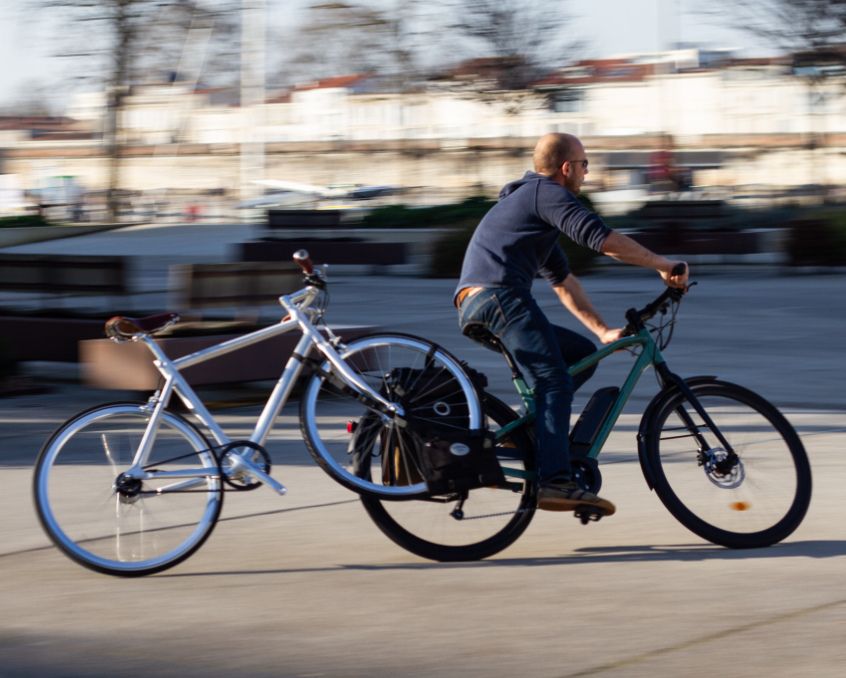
[2, 47, 846, 204]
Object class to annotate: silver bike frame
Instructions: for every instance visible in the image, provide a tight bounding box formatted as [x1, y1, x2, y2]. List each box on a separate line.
[120, 284, 401, 495]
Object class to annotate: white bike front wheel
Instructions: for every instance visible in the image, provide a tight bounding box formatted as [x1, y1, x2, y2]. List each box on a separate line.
[299, 333, 484, 499]
[33, 403, 223, 577]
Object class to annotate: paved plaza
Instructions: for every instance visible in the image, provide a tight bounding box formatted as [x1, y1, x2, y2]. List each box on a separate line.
[1, 225, 845, 676]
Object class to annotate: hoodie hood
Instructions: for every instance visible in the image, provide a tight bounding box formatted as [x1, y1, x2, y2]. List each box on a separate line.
[499, 171, 548, 199]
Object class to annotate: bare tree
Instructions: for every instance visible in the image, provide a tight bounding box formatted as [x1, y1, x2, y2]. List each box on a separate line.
[711, 1, 846, 193]
[445, 0, 580, 89]
[711, 1, 846, 55]
[31, 0, 239, 220]
[277, 0, 578, 91]
[277, 1, 427, 88]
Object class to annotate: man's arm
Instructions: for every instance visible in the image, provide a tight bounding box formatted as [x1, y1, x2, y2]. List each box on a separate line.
[552, 274, 622, 344]
[600, 230, 688, 287]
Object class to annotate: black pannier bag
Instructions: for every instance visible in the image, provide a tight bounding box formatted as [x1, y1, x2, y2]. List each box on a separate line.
[404, 414, 504, 495]
[349, 361, 504, 494]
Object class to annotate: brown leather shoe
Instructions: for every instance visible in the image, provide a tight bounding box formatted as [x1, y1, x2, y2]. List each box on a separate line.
[537, 480, 616, 515]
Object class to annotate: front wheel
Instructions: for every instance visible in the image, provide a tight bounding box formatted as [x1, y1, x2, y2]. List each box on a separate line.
[33, 403, 223, 576]
[358, 393, 537, 561]
[644, 381, 811, 548]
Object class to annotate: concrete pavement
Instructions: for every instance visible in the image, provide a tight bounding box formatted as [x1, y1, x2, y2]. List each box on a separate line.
[1, 393, 845, 677]
[1, 225, 845, 676]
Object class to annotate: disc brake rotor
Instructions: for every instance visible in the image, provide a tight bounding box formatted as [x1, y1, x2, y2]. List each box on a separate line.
[702, 447, 745, 489]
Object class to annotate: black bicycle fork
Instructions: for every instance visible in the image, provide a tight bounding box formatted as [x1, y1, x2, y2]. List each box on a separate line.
[654, 363, 738, 462]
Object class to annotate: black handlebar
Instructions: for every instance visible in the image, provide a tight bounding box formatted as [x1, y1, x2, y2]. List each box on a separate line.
[623, 287, 685, 334]
[622, 263, 690, 337]
[670, 262, 687, 277]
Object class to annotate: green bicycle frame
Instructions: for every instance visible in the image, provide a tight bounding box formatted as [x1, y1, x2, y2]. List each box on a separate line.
[495, 326, 666, 477]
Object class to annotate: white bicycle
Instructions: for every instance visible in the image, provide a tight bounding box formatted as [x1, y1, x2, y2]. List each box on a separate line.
[33, 251, 529, 576]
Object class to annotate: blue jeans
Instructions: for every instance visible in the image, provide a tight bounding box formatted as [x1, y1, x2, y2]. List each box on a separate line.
[458, 287, 597, 483]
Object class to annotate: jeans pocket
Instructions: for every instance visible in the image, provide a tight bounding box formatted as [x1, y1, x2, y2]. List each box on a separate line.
[460, 291, 508, 337]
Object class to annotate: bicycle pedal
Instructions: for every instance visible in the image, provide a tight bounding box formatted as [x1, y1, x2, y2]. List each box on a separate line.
[574, 506, 604, 525]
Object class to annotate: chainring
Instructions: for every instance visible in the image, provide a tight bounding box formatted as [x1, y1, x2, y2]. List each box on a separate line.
[218, 440, 272, 491]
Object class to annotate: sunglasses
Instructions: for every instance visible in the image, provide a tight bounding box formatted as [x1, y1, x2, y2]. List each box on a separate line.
[569, 159, 589, 170]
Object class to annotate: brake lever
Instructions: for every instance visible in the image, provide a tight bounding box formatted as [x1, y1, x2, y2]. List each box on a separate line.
[668, 280, 696, 302]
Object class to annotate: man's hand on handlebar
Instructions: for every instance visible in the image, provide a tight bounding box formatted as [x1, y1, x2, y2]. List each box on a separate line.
[598, 327, 626, 345]
[660, 261, 689, 289]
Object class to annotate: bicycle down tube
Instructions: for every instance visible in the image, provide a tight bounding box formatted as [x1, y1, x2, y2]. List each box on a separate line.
[120, 289, 401, 496]
[493, 328, 661, 468]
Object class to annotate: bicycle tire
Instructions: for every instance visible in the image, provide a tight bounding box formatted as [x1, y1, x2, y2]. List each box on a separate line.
[299, 333, 484, 499]
[33, 402, 223, 576]
[644, 381, 811, 548]
[358, 392, 537, 561]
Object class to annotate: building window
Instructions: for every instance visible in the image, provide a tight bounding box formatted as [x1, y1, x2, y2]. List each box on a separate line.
[551, 89, 584, 113]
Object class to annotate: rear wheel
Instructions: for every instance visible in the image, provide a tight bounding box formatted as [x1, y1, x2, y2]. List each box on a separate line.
[300, 333, 483, 499]
[645, 381, 811, 548]
[358, 393, 537, 561]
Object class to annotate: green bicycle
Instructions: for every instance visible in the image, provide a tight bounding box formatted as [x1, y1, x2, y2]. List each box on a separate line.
[358, 280, 813, 561]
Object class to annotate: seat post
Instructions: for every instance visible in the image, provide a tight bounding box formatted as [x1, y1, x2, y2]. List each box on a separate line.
[462, 322, 524, 381]
[489, 336, 523, 381]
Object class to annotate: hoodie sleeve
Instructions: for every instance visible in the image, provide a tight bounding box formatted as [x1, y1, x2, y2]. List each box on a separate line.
[536, 181, 612, 252]
[538, 242, 570, 286]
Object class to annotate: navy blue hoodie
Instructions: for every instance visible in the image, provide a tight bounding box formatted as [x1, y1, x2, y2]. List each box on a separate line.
[455, 172, 612, 298]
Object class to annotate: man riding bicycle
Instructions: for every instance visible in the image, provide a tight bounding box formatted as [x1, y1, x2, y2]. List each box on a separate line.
[455, 132, 688, 516]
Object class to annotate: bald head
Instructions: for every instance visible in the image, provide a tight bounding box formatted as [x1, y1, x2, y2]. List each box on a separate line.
[533, 133, 581, 176]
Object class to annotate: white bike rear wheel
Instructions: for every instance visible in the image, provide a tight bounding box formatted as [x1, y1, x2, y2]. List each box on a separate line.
[299, 333, 483, 499]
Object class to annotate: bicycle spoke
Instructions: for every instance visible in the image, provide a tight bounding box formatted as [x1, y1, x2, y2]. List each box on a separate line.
[647, 382, 811, 548]
[34, 404, 223, 576]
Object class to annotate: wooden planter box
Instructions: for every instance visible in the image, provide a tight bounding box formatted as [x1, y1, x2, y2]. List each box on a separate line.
[80, 324, 376, 390]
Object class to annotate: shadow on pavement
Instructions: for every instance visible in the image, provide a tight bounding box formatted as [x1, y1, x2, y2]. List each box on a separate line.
[155, 539, 846, 578]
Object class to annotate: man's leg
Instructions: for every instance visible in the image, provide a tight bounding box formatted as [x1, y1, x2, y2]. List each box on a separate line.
[461, 288, 574, 482]
[552, 325, 597, 392]
[459, 289, 614, 515]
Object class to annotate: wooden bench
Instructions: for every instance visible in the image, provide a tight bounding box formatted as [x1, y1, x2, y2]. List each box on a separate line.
[0, 253, 128, 301]
[239, 239, 408, 267]
[629, 229, 761, 255]
[168, 261, 302, 316]
[266, 209, 343, 229]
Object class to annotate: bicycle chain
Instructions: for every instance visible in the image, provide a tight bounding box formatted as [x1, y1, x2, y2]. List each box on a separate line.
[455, 508, 531, 521]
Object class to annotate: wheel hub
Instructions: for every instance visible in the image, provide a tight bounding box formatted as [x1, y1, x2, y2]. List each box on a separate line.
[114, 473, 143, 503]
[701, 447, 745, 489]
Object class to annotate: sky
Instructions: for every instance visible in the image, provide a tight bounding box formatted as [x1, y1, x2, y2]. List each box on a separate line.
[0, 0, 771, 111]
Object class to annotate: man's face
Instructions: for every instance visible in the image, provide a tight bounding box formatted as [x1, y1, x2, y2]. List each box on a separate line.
[563, 143, 589, 194]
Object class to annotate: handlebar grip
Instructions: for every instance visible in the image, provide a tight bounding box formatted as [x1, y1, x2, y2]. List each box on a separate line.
[671, 262, 687, 277]
[293, 249, 313, 275]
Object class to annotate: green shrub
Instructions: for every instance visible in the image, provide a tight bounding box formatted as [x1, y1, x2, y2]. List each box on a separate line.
[426, 220, 478, 278]
[0, 214, 50, 228]
[362, 196, 495, 229]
